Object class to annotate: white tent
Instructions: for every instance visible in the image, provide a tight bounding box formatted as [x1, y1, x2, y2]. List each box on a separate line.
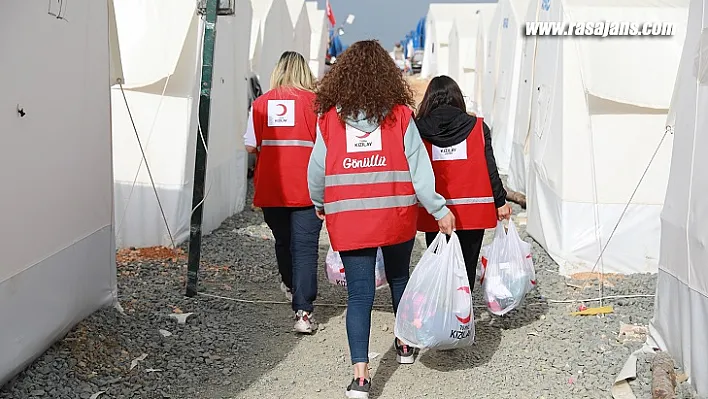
[111, 0, 252, 249]
[448, 21, 461, 83]
[306, 1, 328, 78]
[524, 0, 689, 276]
[650, 0, 708, 394]
[0, 0, 117, 385]
[448, 12, 486, 114]
[286, 0, 312, 61]
[249, 22, 263, 72]
[251, 0, 295, 90]
[482, 0, 530, 174]
[507, 0, 542, 195]
[421, 3, 497, 80]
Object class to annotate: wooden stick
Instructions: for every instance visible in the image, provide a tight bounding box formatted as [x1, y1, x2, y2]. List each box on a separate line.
[651, 352, 677, 399]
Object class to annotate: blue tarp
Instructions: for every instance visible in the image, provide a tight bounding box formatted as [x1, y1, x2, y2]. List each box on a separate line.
[414, 16, 426, 50]
[328, 29, 346, 58]
[402, 34, 411, 58]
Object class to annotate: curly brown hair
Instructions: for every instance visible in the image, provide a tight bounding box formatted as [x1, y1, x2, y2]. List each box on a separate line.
[315, 40, 416, 124]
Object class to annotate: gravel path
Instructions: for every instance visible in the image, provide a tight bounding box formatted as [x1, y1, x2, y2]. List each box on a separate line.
[1, 181, 703, 399]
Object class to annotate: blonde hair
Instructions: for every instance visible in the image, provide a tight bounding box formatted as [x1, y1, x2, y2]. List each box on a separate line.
[270, 51, 316, 91]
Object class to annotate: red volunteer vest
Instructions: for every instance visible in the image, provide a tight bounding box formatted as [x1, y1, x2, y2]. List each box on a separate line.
[252, 87, 317, 207]
[417, 118, 497, 232]
[320, 105, 418, 252]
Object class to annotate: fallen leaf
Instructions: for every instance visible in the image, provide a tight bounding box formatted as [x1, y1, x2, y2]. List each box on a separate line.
[677, 373, 688, 383]
[89, 392, 106, 399]
[129, 353, 148, 370]
[173, 307, 183, 314]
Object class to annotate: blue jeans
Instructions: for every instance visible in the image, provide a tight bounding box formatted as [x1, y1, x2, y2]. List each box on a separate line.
[262, 206, 323, 312]
[339, 239, 415, 364]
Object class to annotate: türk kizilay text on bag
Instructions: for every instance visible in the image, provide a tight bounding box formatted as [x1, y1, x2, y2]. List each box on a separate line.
[394, 232, 475, 350]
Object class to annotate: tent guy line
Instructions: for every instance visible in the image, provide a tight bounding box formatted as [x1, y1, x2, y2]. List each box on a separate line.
[117, 83, 176, 250]
[586, 126, 673, 308]
[194, 291, 654, 308]
[114, 75, 173, 243]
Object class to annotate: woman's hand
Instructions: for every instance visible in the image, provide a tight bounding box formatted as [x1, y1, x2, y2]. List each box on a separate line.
[315, 208, 326, 220]
[497, 203, 512, 221]
[437, 211, 456, 235]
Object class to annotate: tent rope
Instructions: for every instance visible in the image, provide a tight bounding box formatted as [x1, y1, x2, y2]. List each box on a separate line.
[117, 83, 176, 249]
[587, 127, 672, 278]
[194, 292, 654, 308]
[115, 76, 172, 243]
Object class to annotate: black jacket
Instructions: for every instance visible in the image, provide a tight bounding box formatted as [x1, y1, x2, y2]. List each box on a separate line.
[416, 105, 507, 208]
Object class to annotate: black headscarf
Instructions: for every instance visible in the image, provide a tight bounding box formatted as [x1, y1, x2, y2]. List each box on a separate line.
[415, 105, 478, 147]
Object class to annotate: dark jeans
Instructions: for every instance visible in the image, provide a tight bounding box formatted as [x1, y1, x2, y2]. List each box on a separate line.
[425, 230, 485, 290]
[262, 206, 322, 313]
[339, 239, 415, 364]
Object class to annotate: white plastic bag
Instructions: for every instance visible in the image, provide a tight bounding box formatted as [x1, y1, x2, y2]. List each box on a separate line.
[479, 221, 536, 316]
[325, 246, 388, 289]
[394, 232, 474, 350]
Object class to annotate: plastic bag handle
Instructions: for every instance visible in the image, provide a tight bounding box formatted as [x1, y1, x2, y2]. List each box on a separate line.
[428, 231, 448, 255]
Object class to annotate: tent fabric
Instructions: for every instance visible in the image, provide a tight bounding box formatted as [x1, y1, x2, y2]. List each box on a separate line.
[481, 0, 530, 174]
[1, 0, 116, 385]
[650, 0, 708, 394]
[111, 0, 196, 88]
[306, 1, 328, 78]
[251, 0, 295, 90]
[112, 0, 252, 248]
[421, 3, 497, 79]
[523, 0, 689, 275]
[286, 0, 312, 61]
[448, 12, 486, 115]
[508, 0, 542, 195]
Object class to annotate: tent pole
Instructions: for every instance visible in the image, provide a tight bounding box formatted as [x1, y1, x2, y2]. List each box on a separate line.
[186, 0, 218, 297]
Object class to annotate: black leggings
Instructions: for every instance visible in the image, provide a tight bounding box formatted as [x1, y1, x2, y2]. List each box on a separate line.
[425, 230, 485, 290]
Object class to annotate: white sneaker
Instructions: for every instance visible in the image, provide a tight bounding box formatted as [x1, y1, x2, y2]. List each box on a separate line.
[280, 282, 293, 302]
[294, 310, 318, 334]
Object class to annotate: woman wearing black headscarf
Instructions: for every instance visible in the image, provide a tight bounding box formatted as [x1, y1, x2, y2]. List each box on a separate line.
[415, 75, 511, 289]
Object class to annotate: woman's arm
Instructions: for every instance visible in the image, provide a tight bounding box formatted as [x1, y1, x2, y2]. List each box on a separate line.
[307, 125, 327, 211]
[483, 122, 507, 207]
[244, 108, 257, 153]
[403, 119, 450, 220]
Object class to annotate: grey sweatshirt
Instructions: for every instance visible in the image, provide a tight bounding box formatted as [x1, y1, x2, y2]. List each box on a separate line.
[307, 112, 450, 221]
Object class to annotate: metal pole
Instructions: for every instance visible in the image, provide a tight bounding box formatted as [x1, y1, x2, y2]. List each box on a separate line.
[186, 0, 218, 297]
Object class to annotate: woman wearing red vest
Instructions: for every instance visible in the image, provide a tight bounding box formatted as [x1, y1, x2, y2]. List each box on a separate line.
[244, 51, 322, 334]
[307, 40, 455, 398]
[416, 75, 512, 289]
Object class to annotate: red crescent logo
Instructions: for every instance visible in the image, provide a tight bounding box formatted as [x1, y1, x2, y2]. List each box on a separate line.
[276, 104, 287, 116]
[339, 267, 345, 274]
[356, 131, 372, 139]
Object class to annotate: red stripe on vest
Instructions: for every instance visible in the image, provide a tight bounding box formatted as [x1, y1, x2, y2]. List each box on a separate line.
[417, 118, 497, 232]
[320, 105, 418, 252]
[252, 88, 317, 207]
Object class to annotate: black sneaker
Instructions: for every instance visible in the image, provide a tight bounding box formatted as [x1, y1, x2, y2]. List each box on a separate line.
[345, 377, 370, 398]
[394, 338, 415, 364]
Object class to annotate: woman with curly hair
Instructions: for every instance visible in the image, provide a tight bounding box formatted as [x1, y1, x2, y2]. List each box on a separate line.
[307, 40, 455, 398]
